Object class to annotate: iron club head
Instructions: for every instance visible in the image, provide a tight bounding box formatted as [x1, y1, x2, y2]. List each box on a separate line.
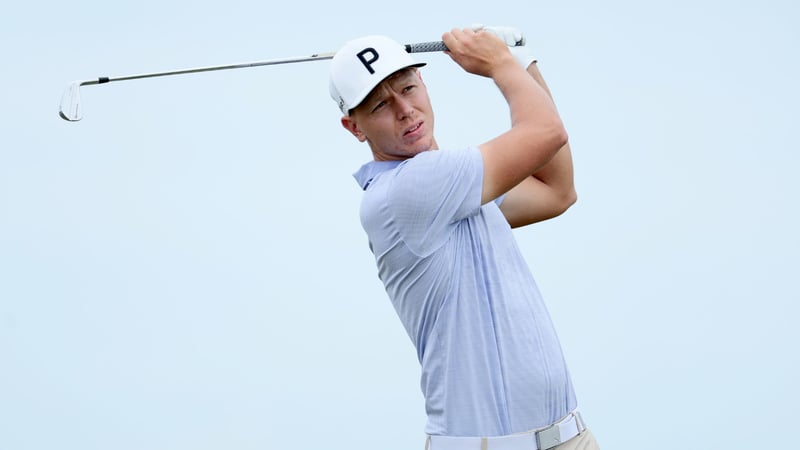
[59, 81, 84, 122]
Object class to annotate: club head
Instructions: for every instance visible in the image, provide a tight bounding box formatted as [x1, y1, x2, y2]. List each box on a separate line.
[59, 81, 83, 121]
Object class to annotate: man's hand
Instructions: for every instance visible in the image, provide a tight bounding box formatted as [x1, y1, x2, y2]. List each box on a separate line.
[471, 24, 538, 69]
[441, 27, 518, 78]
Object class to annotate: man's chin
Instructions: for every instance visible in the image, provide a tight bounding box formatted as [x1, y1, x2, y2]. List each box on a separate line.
[406, 136, 436, 154]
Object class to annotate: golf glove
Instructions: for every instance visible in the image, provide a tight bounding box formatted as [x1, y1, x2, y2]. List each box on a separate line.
[471, 24, 538, 69]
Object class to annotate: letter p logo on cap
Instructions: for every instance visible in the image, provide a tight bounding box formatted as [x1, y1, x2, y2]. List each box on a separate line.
[356, 48, 379, 74]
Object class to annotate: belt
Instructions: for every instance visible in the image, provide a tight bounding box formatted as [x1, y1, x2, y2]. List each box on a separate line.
[426, 410, 586, 450]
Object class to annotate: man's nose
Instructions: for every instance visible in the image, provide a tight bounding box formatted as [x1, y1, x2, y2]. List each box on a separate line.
[394, 96, 413, 119]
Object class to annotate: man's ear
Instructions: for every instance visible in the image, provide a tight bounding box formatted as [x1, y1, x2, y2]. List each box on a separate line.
[341, 116, 367, 142]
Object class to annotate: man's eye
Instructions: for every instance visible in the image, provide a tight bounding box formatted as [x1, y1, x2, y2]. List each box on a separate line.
[403, 85, 415, 93]
[372, 101, 386, 113]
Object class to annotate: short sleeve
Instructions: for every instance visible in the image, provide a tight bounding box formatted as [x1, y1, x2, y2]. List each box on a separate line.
[386, 147, 483, 256]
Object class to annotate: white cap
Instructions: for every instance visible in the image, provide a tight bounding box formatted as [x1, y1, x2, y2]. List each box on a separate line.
[329, 35, 426, 114]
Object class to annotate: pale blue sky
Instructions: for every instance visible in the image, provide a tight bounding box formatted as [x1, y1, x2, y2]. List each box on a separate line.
[2, 1, 798, 449]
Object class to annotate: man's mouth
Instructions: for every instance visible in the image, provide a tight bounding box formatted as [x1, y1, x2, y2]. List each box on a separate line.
[403, 122, 423, 136]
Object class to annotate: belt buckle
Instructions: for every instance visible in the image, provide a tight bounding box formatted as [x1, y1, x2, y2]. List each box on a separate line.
[535, 425, 561, 450]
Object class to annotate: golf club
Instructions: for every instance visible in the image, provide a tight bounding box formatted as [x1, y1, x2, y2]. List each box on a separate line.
[59, 41, 465, 122]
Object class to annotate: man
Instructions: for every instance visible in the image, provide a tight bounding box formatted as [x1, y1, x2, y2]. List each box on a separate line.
[329, 26, 599, 450]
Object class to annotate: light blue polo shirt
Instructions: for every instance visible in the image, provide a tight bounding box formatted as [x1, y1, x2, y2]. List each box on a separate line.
[353, 147, 577, 437]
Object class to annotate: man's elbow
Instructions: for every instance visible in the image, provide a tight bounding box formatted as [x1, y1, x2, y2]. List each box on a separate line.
[566, 187, 577, 208]
[529, 116, 568, 155]
[553, 187, 577, 217]
[548, 120, 569, 154]
[555, 126, 569, 151]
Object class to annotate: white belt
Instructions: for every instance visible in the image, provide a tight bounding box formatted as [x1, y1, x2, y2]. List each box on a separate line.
[427, 410, 586, 450]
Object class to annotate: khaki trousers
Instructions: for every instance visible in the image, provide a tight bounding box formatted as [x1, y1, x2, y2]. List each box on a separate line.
[552, 428, 600, 450]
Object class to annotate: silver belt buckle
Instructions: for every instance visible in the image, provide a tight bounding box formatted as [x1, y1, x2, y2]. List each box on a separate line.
[535, 424, 561, 450]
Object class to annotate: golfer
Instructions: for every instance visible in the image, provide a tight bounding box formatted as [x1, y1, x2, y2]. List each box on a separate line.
[329, 26, 599, 450]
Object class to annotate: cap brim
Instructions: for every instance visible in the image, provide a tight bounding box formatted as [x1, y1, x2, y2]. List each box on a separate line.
[348, 62, 427, 113]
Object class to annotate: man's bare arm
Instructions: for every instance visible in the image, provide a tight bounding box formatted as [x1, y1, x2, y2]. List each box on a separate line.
[443, 28, 568, 206]
[499, 62, 576, 228]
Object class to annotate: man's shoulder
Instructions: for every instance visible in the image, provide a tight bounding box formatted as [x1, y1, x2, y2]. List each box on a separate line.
[359, 147, 487, 256]
[392, 147, 482, 183]
[355, 147, 480, 187]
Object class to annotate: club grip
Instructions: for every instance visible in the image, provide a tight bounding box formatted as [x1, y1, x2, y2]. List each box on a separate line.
[405, 41, 448, 53]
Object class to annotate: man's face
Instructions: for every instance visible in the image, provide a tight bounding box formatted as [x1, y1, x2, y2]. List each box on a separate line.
[341, 68, 437, 160]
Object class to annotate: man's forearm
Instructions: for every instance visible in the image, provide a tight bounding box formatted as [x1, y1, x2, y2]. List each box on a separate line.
[525, 63, 575, 195]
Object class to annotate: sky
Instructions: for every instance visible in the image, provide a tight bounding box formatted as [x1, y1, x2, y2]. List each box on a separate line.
[1, 1, 799, 449]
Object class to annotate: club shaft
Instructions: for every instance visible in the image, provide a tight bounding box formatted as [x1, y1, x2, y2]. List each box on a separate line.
[60, 40, 452, 121]
[84, 42, 448, 87]
[88, 52, 335, 86]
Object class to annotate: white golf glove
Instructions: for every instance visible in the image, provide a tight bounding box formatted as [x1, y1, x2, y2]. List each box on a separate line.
[471, 24, 538, 69]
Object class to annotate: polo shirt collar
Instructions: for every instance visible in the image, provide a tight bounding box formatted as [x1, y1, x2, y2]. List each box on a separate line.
[353, 160, 404, 191]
